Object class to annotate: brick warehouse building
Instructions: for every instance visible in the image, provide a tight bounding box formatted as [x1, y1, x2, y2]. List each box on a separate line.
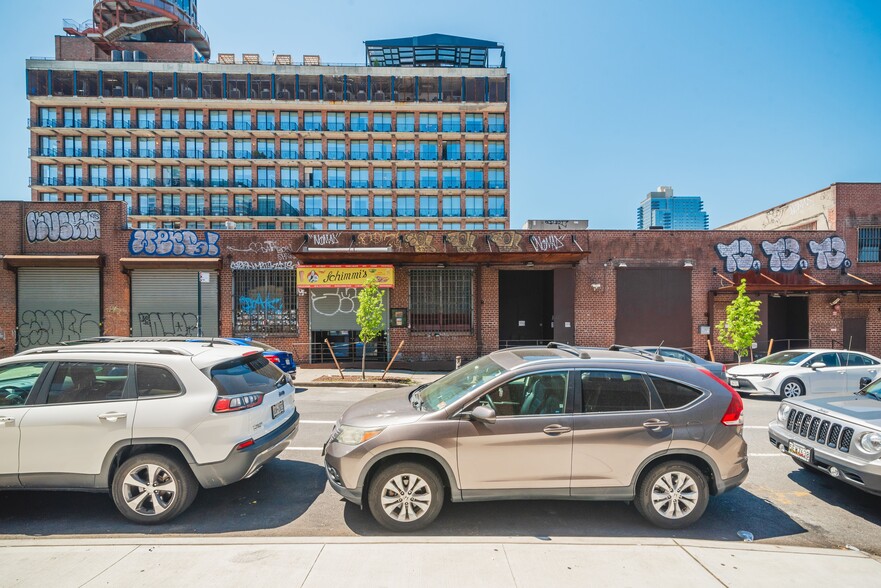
[2, 182, 881, 366]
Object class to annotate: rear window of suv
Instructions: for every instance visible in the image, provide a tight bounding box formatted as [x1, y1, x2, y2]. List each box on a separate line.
[650, 377, 703, 409]
[210, 355, 282, 396]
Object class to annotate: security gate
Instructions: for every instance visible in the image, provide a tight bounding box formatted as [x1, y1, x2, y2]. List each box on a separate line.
[16, 268, 101, 350]
[131, 270, 218, 337]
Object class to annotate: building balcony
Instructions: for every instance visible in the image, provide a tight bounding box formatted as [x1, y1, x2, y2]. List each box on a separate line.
[304, 151, 323, 159]
[443, 182, 462, 189]
[488, 124, 506, 133]
[465, 208, 485, 217]
[280, 204, 300, 216]
[279, 122, 298, 131]
[232, 122, 252, 131]
[327, 123, 346, 132]
[160, 178, 182, 187]
[304, 207, 324, 216]
[373, 152, 393, 161]
[138, 206, 157, 215]
[209, 122, 229, 130]
[465, 181, 485, 189]
[112, 120, 134, 129]
[350, 207, 369, 216]
[136, 120, 156, 130]
[327, 150, 347, 160]
[327, 208, 347, 217]
[186, 178, 206, 187]
[161, 206, 181, 215]
[397, 151, 415, 160]
[488, 208, 506, 217]
[183, 122, 205, 130]
[303, 123, 323, 131]
[185, 150, 205, 158]
[161, 149, 181, 158]
[373, 208, 393, 217]
[233, 179, 253, 188]
[279, 150, 299, 159]
[420, 181, 439, 189]
[488, 180, 506, 189]
[209, 207, 230, 216]
[465, 153, 484, 161]
[441, 124, 461, 133]
[187, 206, 206, 215]
[396, 180, 416, 189]
[396, 124, 416, 132]
[350, 122, 369, 132]
[465, 123, 484, 133]
[279, 179, 300, 188]
[233, 150, 252, 159]
[420, 124, 439, 133]
[256, 122, 276, 131]
[374, 123, 392, 132]
[256, 179, 277, 188]
[256, 206, 276, 216]
[160, 120, 181, 130]
[136, 179, 157, 187]
[420, 153, 439, 161]
[113, 149, 137, 158]
[138, 149, 157, 158]
[253, 150, 275, 159]
[326, 179, 347, 189]
[350, 180, 369, 189]
[234, 205, 253, 215]
[420, 209, 439, 217]
[488, 152, 506, 161]
[442, 209, 461, 217]
[397, 208, 416, 217]
[304, 180, 323, 188]
[210, 180, 230, 188]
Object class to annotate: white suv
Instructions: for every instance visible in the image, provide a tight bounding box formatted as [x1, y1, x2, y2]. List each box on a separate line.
[0, 341, 299, 524]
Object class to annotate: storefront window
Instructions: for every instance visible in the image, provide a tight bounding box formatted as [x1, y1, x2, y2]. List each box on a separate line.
[233, 270, 298, 335]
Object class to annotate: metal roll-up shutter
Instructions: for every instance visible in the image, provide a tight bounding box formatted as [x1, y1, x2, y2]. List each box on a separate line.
[17, 268, 101, 350]
[131, 270, 218, 337]
[309, 288, 389, 331]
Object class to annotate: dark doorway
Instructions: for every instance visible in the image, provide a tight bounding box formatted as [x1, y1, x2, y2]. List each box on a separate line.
[499, 270, 553, 346]
[844, 317, 867, 351]
[615, 269, 692, 349]
[767, 295, 809, 351]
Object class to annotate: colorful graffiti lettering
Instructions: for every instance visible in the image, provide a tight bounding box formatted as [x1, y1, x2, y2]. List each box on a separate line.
[129, 230, 220, 257]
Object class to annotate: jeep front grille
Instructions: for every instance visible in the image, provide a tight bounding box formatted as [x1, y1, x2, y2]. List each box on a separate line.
[785, 410, 854, 454]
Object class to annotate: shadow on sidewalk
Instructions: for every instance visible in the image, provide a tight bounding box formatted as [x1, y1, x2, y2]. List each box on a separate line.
[342, 487, 806, 542]
[0, 460, 326, 536]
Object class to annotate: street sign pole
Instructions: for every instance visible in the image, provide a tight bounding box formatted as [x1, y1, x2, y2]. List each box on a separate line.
[197, 272, 202, 337]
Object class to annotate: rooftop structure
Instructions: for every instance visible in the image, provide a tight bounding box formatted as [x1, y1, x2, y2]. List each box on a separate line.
[364, 34, 505, 68]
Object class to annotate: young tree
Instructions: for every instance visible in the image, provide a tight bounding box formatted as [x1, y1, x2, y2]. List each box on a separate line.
[356, 277, 385, 379]
[716, 279, 762, 363]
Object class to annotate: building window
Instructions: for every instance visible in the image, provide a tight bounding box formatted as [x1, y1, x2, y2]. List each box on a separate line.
[327, 222, 347, 230]
[327, 195, 346, 216]
[466, 223, 484, 230]
[233, 270, 298, 335]
[488, 141, 505, 160]
[374, 222, 393, 230]
[420, 222, 438, 230]
[443, 222, 461, 230]
[465, 196, 484, 217]
[465, 113, 483, 132]
[396, 141, 415, 161]
[351, 222, 369, 230]
[465, 141, 484, 160]
[488, 196, 506, 217]
[351, 196, 369, 216]
[351, 168, 369, 189]
[374, 140, 392, 160]
[488, 169, 505, 189]
[419, 141, 438, 160]
[351, 140, 369, 161]
[304, 222, 324, 230]
[410, 269, 473, 332]
[442, 196, 461, 217]
[351, 112, 369, 131]
[465, 170, 484, 189]
[280, 112, 298, 131]
[419, 113, 438, 132]
[396, 169, 415, 189]
[397, 222, 415, 230]
[374, 168, 392, 189]
[442, 113, 460, 133]
[281, 222, 300, 229]
[305, 195, 323, 216]
[304, 112, 322, 131]
[397, 196, 415, 217]
[488, 114, 505, 132]
[396, 113, 415, 132]
[859, 227, 881, 262]
[488, 222, 505, 230]
[420, 196, 438, 217]
[443, 141, 461, 161]
[327, 112, 345, 131]
[327, 140, 346, 160]
[374, 113, 392, 132]
[419, 169, 438, 189]
[374, 196, 392, 217]
[442, 169, 461, 189]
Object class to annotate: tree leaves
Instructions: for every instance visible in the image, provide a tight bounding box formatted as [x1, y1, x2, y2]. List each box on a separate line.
[716, 279, 762, 360]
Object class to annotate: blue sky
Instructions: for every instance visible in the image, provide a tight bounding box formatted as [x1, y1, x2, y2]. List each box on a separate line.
[2, 0, 880, 229]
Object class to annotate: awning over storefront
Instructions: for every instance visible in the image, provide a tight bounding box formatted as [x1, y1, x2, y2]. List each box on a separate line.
[119, 257, 221, 271]
[2, 255, 103, 269]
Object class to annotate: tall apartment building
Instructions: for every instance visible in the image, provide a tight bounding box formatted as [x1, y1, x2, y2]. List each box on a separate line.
[636, 186, 709, 230]
[27, 1, 510, 231]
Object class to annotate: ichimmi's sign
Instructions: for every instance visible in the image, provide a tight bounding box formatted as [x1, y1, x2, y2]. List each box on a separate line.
[296, 265, 395, 289]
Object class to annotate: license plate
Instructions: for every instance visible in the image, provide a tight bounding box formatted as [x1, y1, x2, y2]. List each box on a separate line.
[271, 400, 284, 420]
[729, 379, 740, 387]
[788, 440, 811, 462]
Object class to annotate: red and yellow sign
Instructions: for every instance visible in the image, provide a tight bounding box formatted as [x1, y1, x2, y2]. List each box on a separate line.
[297, 265, 395, 289]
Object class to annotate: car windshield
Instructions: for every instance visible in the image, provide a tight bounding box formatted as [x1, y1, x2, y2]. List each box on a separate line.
[418, 356, 506, 412]
[860, 378, 881, 401]
[755, 351, 813, 366]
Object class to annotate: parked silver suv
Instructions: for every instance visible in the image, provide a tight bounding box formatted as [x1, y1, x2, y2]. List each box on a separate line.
[0, 341, 299, 524]
[324, 344, 748, 531]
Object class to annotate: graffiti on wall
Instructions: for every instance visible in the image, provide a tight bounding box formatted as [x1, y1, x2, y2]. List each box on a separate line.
[715, 236, 851, 272]
[239, 294, 283, 314]
[230, 260, 296, 270]
[404, 233, 437, 253]
[226, 241, 294, 260]
[18, 309, 99, 348]
[26, 211, 101, 243]
[311, 289, 359, 317]
[138, 312, 198, 336]
[530, 234, 565, 252]
[489, 232, 523, 252]
[308, 233, 341, 246]
[129, 230, 220, 257]
[445, 232, 477, 253]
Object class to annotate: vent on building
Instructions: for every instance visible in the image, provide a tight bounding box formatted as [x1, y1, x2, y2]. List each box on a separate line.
[243, 53, 260, 65]
[303, 55, 321, 66]
[218, 53, 236, 64]
[274, 54, 292, 65]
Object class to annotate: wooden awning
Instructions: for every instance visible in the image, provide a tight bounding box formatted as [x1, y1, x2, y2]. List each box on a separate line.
[2, 255, 103, 269]
[119, 257, 221, 270]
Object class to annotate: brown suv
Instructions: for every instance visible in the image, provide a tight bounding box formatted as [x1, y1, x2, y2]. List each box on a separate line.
[324, 344, 748, 531]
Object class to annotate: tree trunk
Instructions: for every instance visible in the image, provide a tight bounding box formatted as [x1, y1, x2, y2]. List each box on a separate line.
[361, 341, 367, 380]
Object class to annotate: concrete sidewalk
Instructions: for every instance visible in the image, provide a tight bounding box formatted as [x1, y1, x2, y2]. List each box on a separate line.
[1, 537, 878, 588]
[295, 366, 446, 387]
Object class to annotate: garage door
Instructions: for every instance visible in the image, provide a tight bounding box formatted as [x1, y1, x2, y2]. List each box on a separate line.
[131, 270, 218, 337]
[17, 268, 101, 350]
[615, 268, 692, 349]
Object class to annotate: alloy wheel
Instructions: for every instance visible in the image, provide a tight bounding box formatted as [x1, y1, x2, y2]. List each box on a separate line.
[782, 381, 803, 398]
[120, 463, 178, 516]
[379, 473, 432, 522]
[650, 471, 699, 519]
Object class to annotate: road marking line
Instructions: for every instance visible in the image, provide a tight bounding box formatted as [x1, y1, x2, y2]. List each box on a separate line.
[285, 447, 324, 451]
[299, 420, 336, 424]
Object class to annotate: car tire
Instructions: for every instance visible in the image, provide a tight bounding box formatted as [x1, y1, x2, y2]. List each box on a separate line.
[780, 378, 805, 400]
[635, 461, 709, 529]
[367, 462, 443, 532]
[111, 452, 198, 525]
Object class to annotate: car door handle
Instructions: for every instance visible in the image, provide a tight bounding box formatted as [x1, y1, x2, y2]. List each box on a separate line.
[869, 369, 877, 373]
[0, 416, 15, 426]
[543, 424, 571, 436]
[98, 412, 127, 423]
[643, 419, 671, 431]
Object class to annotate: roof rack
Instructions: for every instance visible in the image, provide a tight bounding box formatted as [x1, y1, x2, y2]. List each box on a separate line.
[608, 344, 665, 362]
[19, 347, 193, 356]
[546, 342, 591, 359]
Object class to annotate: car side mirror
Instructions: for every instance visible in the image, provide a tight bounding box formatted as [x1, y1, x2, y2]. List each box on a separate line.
[810, 362, 827, 370]
[469, 405, 497, 424]
[860, 376, 873, 389]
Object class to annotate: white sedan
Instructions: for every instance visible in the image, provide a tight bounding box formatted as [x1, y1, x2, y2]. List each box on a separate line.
[726, 349, 881, 399]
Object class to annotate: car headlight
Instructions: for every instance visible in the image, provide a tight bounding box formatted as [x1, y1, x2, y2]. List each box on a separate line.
[777, 404, 792, 423]
[858, 432, 881, 454]
[332, 425, 385, 445]
[757, 372, 779, 380]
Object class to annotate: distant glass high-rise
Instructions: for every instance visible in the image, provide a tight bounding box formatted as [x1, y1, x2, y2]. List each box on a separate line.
[637, 186, 709, 230]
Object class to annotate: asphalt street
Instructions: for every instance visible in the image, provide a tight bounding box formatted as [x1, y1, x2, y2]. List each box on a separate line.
[1, 385, 880, 556]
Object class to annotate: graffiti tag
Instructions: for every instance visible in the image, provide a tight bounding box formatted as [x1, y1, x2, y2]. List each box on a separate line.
[311, 288, 358, 317]
[489, 232, 523, 252]
[809, 236, 851, 270]
[445, 232, 477, 253]
[404, 233, 437, 253]
[716, 238, 762, 272]
[230, 260, 296, 270]
[129, 230, 220, 257]
[138, 312, 199, 336]
[240, 294, 283, 314]
[18, 309, 99, 348]
[761, 237, 808, 272]
[530, 234, 565, 252]
[26, 211, 101, 243]
[308, 233, 341, 246]
[226, 241, 294, 260]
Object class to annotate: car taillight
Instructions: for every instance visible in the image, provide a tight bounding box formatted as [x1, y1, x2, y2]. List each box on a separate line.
[266, 355, 280, 364]
[235, 439, 255, 451]
[699, 368, 743, 426]
[721, 364, 726, 373]
[213, 393, 264, 413]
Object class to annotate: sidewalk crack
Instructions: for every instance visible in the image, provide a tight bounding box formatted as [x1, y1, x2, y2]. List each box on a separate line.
[78, 544, 140, 588]
[298, 543, 325, 588]
[501, 544, 519, 588]
[675, 540, 729, 587]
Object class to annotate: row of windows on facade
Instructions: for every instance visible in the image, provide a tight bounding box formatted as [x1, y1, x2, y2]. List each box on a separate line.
[34, 136, 507, 161]
[33, 108, 506, 133]
[37, 193, 507, 218]
[35, 164, 507, 190]
[229, 268, 474, 335]
[28, 71, 507, 104]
